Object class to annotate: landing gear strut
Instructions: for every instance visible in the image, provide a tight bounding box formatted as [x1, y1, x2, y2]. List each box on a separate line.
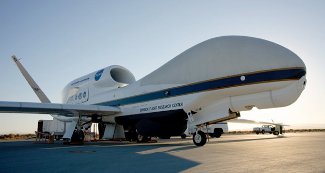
[70, 115, 85, 144]
[193, 130, 207, 146]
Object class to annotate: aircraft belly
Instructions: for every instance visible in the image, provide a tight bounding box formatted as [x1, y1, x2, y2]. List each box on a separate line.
[115, 109, 187, 137]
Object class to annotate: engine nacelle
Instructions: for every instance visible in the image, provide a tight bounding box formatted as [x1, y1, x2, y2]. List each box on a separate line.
[62, 65, 135, 103]
[92, 66, 136, 88]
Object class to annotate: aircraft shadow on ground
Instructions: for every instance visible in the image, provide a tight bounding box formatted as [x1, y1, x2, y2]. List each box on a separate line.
[0, 136, 288, 173]
[208, 135, 288, 144]
[0, 141, 199, 173]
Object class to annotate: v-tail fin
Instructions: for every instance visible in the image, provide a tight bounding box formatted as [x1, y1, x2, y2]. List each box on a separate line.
[11, 55, 51, 103]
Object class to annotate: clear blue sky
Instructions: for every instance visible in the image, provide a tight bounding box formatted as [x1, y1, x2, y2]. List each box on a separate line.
[0, 0, 324, 134]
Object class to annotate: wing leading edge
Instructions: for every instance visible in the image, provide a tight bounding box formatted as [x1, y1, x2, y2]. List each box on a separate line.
[227, 118, 289, 126]
[0, 101, 120, 117]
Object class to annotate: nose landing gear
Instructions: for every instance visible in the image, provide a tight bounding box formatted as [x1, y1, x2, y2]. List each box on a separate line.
[193, 130, 207, 146]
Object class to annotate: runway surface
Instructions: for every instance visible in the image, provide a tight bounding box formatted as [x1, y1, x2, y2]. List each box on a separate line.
[1, 132, 325, 173]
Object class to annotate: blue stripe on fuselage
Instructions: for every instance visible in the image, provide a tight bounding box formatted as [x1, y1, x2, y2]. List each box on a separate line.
[98, 68, 306, 107]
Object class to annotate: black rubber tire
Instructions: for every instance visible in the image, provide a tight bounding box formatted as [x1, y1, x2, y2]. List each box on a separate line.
[127, 128, 138, 142]
[256, 132, 259, 135]
[193, 131, 207, 146]
[215, 133, 222, 138]
[180, 134, 187, 139]
[273, 131, 279, 135]
[70, 130, 84, 144]
[213, 128, 223, 138]
[137, 134, 149, 143]
[261, 130, 265, 134]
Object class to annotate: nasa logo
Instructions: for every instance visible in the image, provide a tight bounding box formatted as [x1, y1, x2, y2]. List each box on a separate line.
[95, 69, 104, 81]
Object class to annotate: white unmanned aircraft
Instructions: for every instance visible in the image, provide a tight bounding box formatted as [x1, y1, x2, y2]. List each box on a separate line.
[0, 36, 306, 146]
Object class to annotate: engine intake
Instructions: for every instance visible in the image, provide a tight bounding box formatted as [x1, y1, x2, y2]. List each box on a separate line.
[94, 66, 135, 87]
[62, 65, 135, 103]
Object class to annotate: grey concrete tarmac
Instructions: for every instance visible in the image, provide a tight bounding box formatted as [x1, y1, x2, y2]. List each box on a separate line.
[0, 132, 324, 173]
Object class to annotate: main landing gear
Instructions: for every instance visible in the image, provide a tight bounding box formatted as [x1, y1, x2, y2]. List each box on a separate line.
[68, 115, 86, 145]
[137, 134, 150, 143]
[193, 130, 207, 146]
[70, 129, 85, 144]
[126, 128, 151, 143]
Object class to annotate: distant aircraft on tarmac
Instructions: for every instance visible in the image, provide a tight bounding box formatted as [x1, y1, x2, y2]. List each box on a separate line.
[0, 36, 306, 146]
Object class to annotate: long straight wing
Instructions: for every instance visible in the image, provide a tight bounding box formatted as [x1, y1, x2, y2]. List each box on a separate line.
[227, 118, 289, 126]
[0, 101, 120, 117]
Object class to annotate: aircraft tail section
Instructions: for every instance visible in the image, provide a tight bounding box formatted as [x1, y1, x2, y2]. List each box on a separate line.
[11, 55, 51, 103]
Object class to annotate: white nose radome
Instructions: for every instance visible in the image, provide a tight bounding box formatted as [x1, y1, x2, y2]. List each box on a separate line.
[271, 76, 306, 107]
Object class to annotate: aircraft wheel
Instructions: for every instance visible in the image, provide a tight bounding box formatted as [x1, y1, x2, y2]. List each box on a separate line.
[215, 133, 222, 138]
[193, 131, 207, 146]
[273, 131, 279, 135]
[127, 128, 138, 142]
[213, 128, 223, 138]
[70, 130, 84, 144]
[137, 134, 149, 143]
